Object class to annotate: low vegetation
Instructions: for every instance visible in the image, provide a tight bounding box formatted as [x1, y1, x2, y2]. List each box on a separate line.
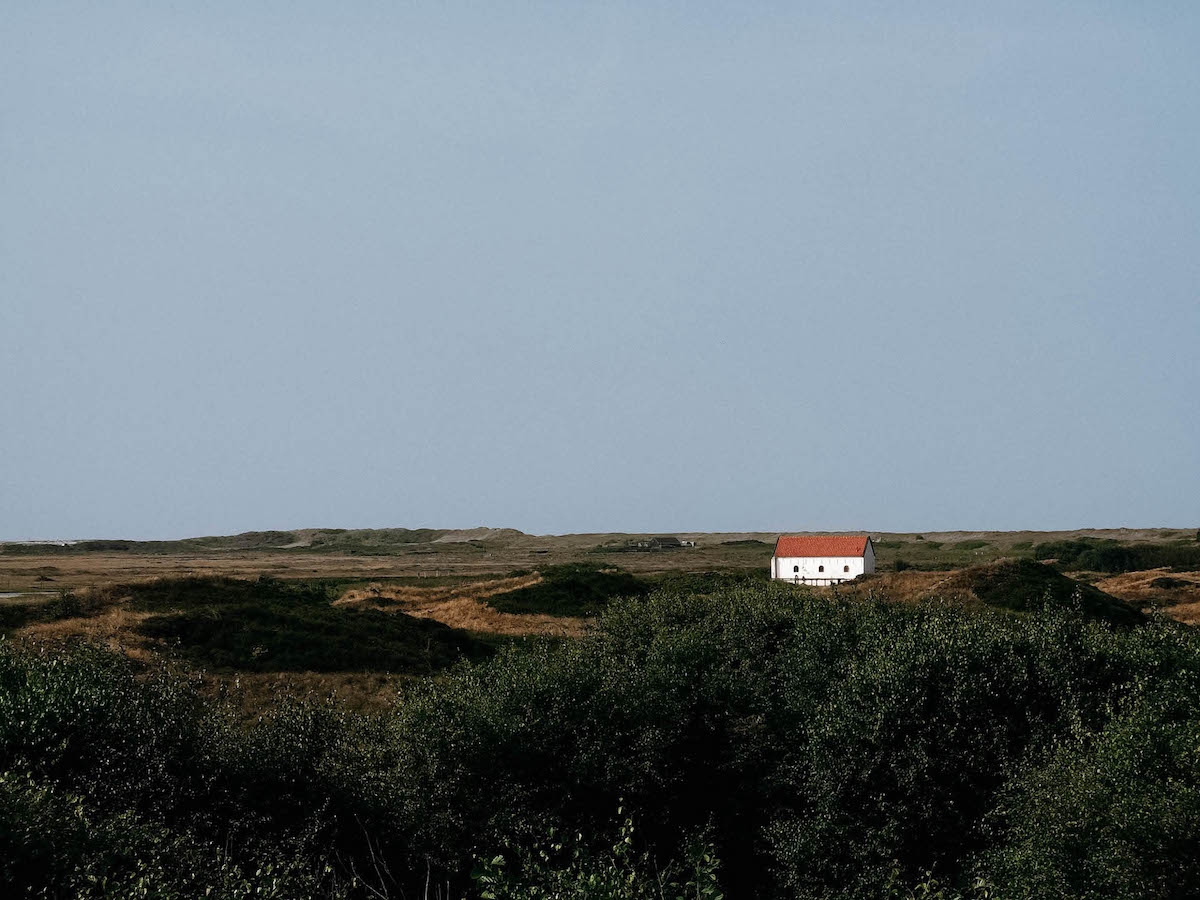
[486, 562, 650, 616]
[3, 577, 1200, 898]
[6, 576, 490, 675]
[932, 559, 1143, 624]
[1035, 537, 1200, 573]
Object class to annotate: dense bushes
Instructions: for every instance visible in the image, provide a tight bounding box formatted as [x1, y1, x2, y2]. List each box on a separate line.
[389, 587, 1195, 897]
[936, 559, 1143, 624]
[1035, 538, 1200, 573]
[0, 643, 357, 897]
[128, 575, 487, 672]
[487, 563, 650, 615]
[983, 670, 1200, 899]
[3, 582, 1200, 897]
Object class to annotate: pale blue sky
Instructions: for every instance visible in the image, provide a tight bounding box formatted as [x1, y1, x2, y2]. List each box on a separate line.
[3, 2, 1197, 539]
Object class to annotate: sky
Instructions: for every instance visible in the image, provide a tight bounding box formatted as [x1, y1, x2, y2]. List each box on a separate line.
[2, 2, 1198, 539]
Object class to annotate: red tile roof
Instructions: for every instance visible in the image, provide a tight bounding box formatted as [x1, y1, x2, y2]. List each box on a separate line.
[773, 535, 870, 558]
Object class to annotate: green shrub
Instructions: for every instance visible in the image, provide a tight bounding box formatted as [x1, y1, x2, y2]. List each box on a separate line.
[390, 586, 1195, 896]
[1034, 539, 1200, 573]
[487, 563, 650, 616]
[127, 576, 486, 672]
[0, 641, 355, 897]
[982, 677, 1200, 898]
[4, 579, 1200, 898]
[473, 811, 722, 900]
[0, 770, 342, 899]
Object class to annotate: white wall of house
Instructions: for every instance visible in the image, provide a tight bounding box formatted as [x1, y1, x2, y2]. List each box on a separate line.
[771, 544, 874, 584]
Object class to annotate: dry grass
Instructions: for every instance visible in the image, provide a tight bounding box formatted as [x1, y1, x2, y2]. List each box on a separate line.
[335, 574, 590, 638]
[830, 570, 972, 604]
[3, 528, 1189, 593]
[1160, 600, 1200, 625]
[1094, 568, 1200, 623]
[18, 604, 160, 664]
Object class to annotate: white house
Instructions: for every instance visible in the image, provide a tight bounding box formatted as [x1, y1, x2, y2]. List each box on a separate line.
[771, 535, 875, 585]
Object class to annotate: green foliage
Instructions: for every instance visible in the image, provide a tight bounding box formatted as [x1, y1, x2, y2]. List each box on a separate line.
[882, 867, 997, 900]
[3, 578, 1200, 898]
[0, 590, 105, 632]
[1034, 538, 1200, 573]
[648, 570, 767, 595]
[129, 576, 486, 672]
[952, 540, 991, 551]
[488, 563, 650, 616]
[0, 770, 340, 899]
[982, 675, 1200, 898]
[473, 811, 722, 900]
[0, 640, 353, 897]
[389, 586, 1195, 897]
[945, 559, 1143, 625]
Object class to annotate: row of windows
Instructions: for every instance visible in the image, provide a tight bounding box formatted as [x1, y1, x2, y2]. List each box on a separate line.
[793, 564, 850, 573]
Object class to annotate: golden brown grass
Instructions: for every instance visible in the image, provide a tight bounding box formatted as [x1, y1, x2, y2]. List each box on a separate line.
[1094, 568, 1200, 623]
[3, 527, 1188, 593]
[16, 586, 160, 664]
[335, 574, 589, 638]
[5, 573, 587, 714]
[829, 570, 974, 604]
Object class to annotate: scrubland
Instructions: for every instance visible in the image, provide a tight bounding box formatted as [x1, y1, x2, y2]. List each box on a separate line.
[2, 530, 1200, 898]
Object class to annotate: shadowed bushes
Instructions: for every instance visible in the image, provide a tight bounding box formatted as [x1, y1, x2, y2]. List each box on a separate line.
[487, 563, 650, 616]
[935, 558, 1143, 625]
[1035, 538, 1200, 573]
[128, 575, 488, 673]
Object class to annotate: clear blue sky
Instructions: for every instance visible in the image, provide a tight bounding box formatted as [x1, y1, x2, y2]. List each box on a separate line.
[3, 2, 1197, 539]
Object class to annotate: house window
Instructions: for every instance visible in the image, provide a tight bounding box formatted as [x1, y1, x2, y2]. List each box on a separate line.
[818, 565, 824, 572]
[844, 565, 850, 572]
[793, 565, 799, 573]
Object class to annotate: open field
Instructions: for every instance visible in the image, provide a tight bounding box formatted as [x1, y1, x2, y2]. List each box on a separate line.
[1, 525, 1194, 591]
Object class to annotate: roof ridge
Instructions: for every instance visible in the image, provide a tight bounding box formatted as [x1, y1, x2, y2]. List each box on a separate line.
[773, 534, 871, 558]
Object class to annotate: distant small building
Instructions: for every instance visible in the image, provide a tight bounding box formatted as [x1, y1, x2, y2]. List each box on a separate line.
[627, 536, 684, 551]
[771, 535, 875, 585]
